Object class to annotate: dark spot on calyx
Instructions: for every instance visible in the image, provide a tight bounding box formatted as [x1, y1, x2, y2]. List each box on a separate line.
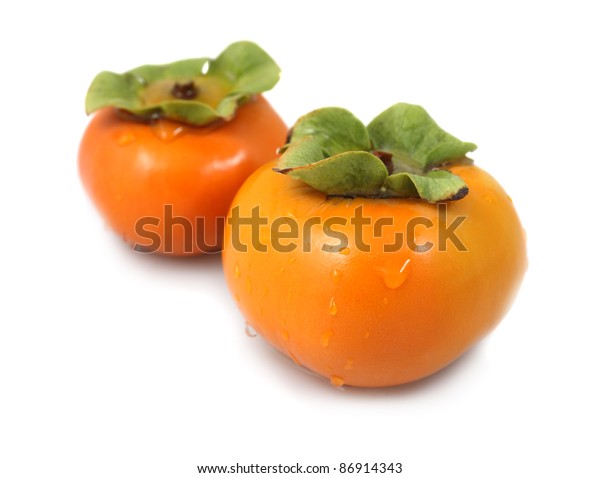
[448, 187, 469, 201]
[272, 167, 292, 174]
[171, 81, 198, 100]
[372, 150, 394, 175]
[285, 128, 294, 144]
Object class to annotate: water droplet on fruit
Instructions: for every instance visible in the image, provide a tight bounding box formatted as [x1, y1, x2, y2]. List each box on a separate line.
[328, 298, 338, 316]
[344, 359, 354, 370]
[151, 121, 188, 142]
[117, 132, 135, 146]
[330, 375, 345, 388]
[483, 189, 498, 205]
[321, 330, 333, 347]
[289, 257, 296, 264]
[363, 331, 371, 339]
[330, 269, 342, 284]
[234, 264, 240, 278]
[245, 323, 257, 338]
[281, 330, 290, 341]
[383, 297, 389, 305]
[380, 259, 411, 290]
[245, 277, 252, 293]
[338, 247, 350, 255]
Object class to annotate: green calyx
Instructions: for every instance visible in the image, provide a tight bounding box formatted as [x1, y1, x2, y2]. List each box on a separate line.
[85, 41, 280, 126]
[275, 104, 477, 202]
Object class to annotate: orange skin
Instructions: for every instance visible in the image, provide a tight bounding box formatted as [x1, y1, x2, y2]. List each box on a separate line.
[222, 163, 527, 388]
[79, 95, 287, 255]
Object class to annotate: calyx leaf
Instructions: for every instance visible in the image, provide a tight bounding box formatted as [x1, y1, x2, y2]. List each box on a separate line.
[275, 138, 388, 197]
[85, 41, 280, 126]
[275, 103, 477, 202]
[290, 107, 371, 156]
[367, 103, 477, 170]
[384, 170, 469, 202]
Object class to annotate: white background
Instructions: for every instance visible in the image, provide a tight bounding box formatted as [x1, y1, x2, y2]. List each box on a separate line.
[1, 1, 599, 477]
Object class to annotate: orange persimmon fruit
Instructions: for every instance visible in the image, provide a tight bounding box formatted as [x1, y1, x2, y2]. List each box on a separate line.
[79, 41, 287, 255]
[222, 104, 527, 387]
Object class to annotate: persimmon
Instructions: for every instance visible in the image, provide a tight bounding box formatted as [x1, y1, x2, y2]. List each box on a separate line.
[79, 41, 287, 255]
[222, 104, 527, 388]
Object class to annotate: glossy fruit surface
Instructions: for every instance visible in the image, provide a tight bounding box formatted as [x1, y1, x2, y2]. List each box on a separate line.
[222, 162, 527, 387]
[79, 41, 286, 255]
[79, 95, 287, 255]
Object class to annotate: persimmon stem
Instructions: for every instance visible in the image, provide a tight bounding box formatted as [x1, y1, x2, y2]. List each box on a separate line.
[372, 150, 394, 175]
[171, 81, 198, 100]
